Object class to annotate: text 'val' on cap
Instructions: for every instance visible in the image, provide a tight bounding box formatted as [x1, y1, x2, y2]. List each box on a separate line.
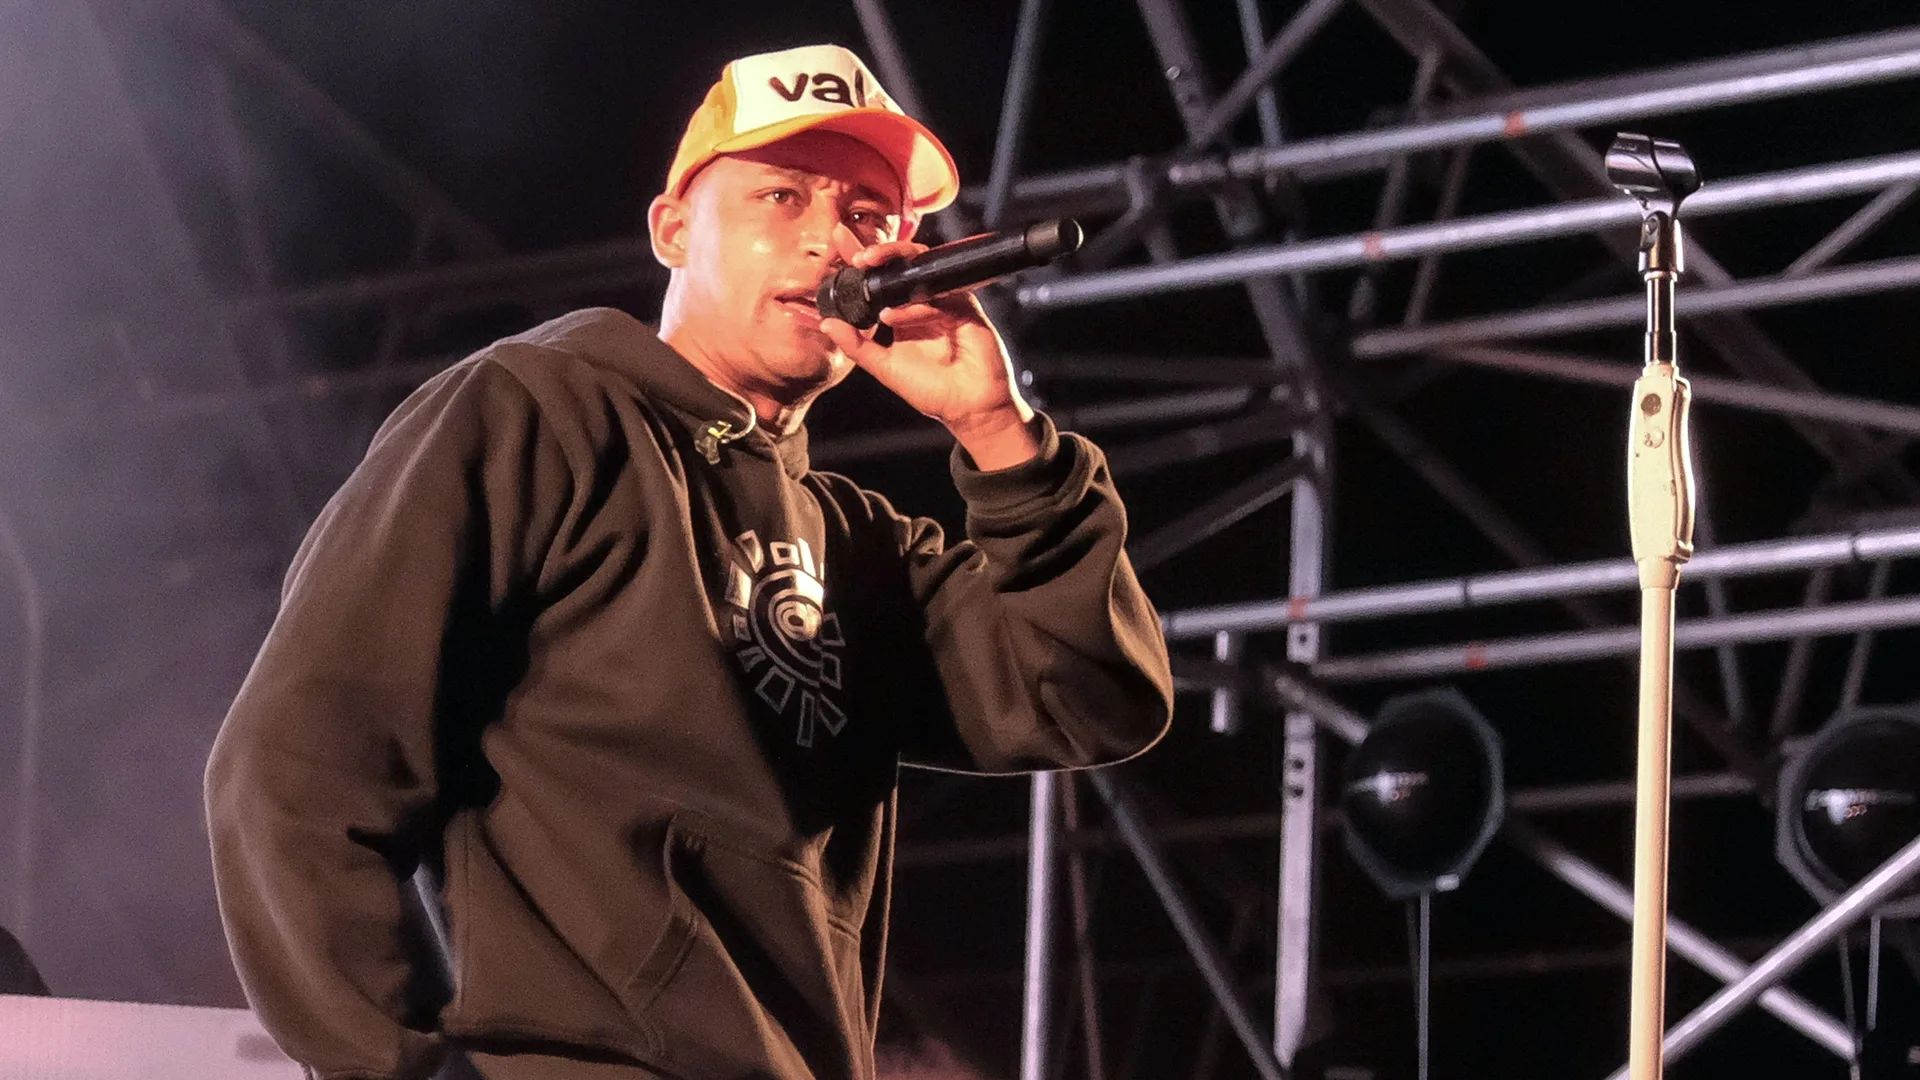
[665, 44, 960, 215]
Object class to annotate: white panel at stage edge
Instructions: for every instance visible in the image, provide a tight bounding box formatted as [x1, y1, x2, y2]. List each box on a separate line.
[0, 995, 300, 1079]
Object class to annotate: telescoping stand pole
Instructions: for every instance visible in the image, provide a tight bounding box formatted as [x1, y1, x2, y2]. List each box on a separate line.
[1610, 132, 1701, 1080]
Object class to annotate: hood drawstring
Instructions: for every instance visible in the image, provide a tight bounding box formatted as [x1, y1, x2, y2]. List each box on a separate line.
[693, 380, 763, 465]
[696, 420, 749, 464]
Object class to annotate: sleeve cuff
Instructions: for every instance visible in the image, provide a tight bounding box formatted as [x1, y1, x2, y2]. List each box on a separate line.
[949, 412, 1083, 516]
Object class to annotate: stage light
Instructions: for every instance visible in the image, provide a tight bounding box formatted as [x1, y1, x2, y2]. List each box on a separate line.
[1339, 687, 1505, 900]
[1775, 705, 1920, 918]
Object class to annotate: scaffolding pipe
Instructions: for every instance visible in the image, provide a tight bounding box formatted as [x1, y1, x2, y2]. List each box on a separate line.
[1602, 830, 1920, 1077]
[1507, 773, 1750, 813]
[1129, 458, 1308, 572]
[982, 0, 1050, 229]
[1268, 670, 1373, 745]
[1089, 772, 1290, 1080]
[1209, 632, 1244, 735]
[1025, 352, 1292, 385]
[1782, 179, 1920, 277]
[966, 27, 1920, 213]
[1162, 523, 1920, 639]
[1131, 0, 1320, 374]
[1231, 0, 1287, 149]
[1378, 344, 1920, 440]
[1402, 146, 1474, 327]
[1507, 823, 1854, 1060]
[1077, 0, 1345, 268]
[1058, 780, 1107, 1080]
[1692, 502, 1750, 728]
[1349, 253, 1920, 357]
[1769, 568, 1835, 739]
[1107, 406, 1310, 478]
[892, 774, 1751, 868]
[1189, 0, 1344, 149]
[1020, 771, 1059, 1080]
[1214, 34, 1920, 184]
[1312, 593, 1920, 683]
[1839, 560, 1894, 712]
[846, 0, 933, 120]
[1017, 150, 1920, 309]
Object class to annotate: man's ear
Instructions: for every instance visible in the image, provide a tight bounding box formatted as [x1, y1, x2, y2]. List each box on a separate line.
[648, 193, 690, 269]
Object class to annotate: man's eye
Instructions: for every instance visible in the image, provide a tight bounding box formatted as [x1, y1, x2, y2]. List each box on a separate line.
[765, 189, 799, 205]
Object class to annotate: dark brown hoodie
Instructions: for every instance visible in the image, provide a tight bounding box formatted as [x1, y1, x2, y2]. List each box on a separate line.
[205, 307, 1172, 1080]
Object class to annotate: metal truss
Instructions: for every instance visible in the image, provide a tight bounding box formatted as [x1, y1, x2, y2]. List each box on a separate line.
[960, 26, 1920, 213]
[1165, 522, 1920, 635]
[829, 3, 1920, 1079]
[1018, 152, 1920, 306]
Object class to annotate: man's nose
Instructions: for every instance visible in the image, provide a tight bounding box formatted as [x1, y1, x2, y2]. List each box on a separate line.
[797, 199, 840, 259]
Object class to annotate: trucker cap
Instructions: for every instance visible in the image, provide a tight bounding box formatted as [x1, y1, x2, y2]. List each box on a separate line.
[665, 44, 960, 214]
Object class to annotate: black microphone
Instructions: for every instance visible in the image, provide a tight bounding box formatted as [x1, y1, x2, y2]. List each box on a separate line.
[816, 218, 1083, 329]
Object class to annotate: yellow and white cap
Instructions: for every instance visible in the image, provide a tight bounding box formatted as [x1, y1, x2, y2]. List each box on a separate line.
[665, 44, 960, 214]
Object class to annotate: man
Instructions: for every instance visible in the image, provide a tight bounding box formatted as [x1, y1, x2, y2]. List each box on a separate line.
[206, 44, 1172, 1080]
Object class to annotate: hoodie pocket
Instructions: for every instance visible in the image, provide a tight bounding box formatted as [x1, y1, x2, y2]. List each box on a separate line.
[439, 805, 665, 1063]
[629, 813, 870, 1080]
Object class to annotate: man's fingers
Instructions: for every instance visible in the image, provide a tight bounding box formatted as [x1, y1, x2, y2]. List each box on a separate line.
[821, 317, 896, 368]
[819, 317, 869, 358]
[854, 241, 927, 268]
[877, 303, 949, 329]
[879, 292, 983, 328]
[830, 223, 926, 269]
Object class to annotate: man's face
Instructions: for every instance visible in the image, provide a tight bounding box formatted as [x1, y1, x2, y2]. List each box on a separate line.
[650, 130, 908, 401]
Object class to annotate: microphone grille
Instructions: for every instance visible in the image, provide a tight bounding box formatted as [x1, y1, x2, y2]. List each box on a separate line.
[816, 266, 877, 329]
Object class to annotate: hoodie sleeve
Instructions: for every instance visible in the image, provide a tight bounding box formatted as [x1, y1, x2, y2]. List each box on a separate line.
[884, 413, 1173, 773]
[204, 353, 575, 1080]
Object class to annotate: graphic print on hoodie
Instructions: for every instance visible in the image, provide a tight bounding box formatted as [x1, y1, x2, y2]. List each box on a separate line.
[720, 530, 849, 749]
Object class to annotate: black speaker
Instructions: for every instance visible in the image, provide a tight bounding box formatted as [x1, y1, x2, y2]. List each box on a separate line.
[1775, 706, 1920, 917]
[1340, 688, 1504, 900]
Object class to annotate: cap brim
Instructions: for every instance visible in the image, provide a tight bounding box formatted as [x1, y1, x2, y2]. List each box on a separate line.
[707, 108, 960, 214]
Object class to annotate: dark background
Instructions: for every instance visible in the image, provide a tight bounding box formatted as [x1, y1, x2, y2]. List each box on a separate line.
[1, 1, 1918, 1077]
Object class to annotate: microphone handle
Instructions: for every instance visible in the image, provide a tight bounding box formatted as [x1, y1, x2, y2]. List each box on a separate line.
[867, 230, 1042, 309]
[819, 219, 1081, 328]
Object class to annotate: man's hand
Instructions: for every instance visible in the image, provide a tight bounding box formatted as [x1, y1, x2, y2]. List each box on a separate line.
[818, 224, 1041, 471]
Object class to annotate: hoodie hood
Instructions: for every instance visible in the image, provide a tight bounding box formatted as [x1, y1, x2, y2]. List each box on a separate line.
[505, 306, 814, 477]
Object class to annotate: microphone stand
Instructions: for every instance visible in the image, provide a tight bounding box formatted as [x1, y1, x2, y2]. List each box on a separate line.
[1610, 132, 1701, 1080]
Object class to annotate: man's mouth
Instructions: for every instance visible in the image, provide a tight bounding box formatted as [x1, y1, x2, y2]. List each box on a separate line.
[774, 289, 823, 323]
